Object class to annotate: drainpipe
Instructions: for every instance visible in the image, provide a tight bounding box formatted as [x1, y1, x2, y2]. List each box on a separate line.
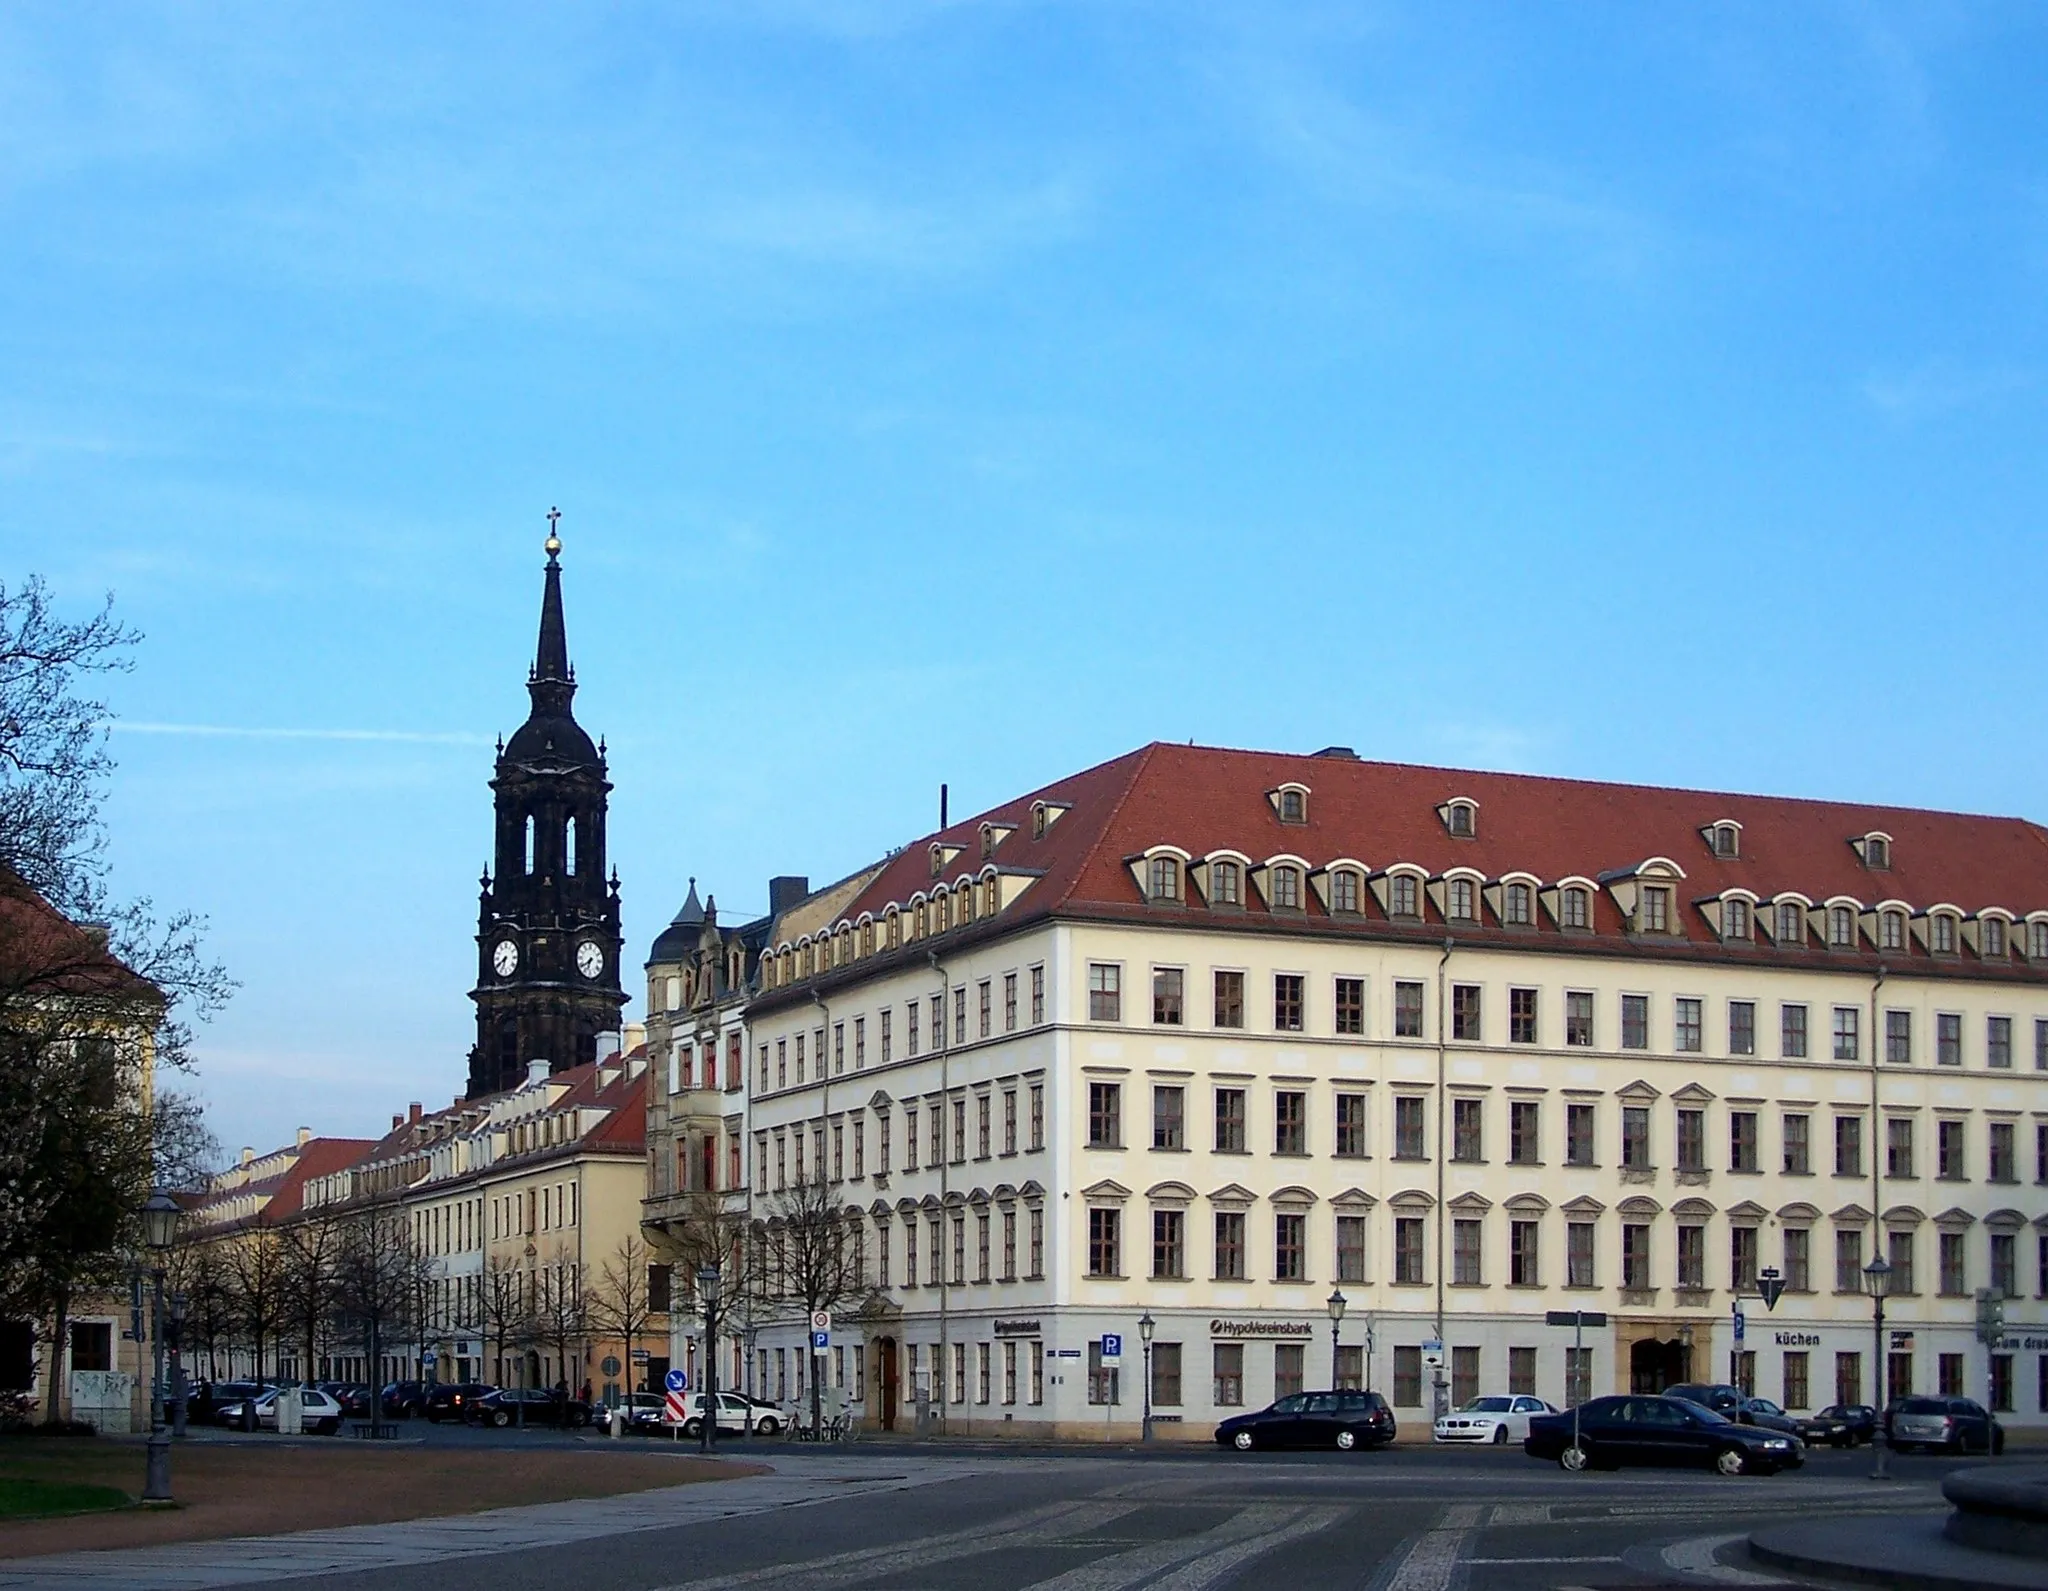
[1434, 935, 1453, 1419]
[1870, 960, 1887, 1468]
[929, 948, 951, 1434]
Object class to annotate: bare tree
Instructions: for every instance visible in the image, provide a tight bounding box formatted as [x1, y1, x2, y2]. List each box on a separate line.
[767, 1177, 874, 1433]
[528, 1243, 589, 1404]
[329, 1206, 431, 1434]
[586, 1233, 654, 1398]
[476, 1252, 532, 1398]
[221, 1223, 286, 1388]
[651, 1190, 763, 1428]
[277, 1215, 343, 1384]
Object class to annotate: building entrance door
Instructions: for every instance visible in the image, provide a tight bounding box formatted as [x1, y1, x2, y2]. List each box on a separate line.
[1629, 1337, 1690, 1394]
[877, 1337, 899, 1431]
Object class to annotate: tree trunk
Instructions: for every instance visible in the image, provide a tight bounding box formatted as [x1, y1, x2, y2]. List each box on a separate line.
[42, 1284, 70, 1427]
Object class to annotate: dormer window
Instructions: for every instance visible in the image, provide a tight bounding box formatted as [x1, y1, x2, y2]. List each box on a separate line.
[1707, 822, 1741, 859]
[1147, 856, 1181, 903]
[929, 844, 945, 878]
[1210, 860, 1242, 907]
[1272, 784, 1310, 824]
[1638, 885, 1670, 934]
[1827, 906, 1856, 948]
[1270, 865, 1303, 910]
[1855, 833, 1892, 870]
[1880, 909, 1906, 952]
[1724, 898, 1751, 941]
[1390, 873, 1421, 919]
[1330, 868, 1362, 914]
[1447, 877, 1478, 922]
[1776, 902, 1804, 945]
[1442, 799, 1478, 838]
[1932, 913, 1957, 954]
[980, 824, 996, 859]
[1031, 803, 1048, 840]
[1502, 881, 1531, 925]
[885, 908, 901, 950]
[1982, 916, 2008, 958]
[2030, 921, 2048, 960]
[1560, 885, 1590, 930]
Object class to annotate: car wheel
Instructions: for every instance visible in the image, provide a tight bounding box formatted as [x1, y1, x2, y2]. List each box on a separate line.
[1559, 1445, 1590, 1473]
[756, 1416, 779, 1436]
[1232, 1429, 1255, 1451]
[1335, 1429, 1357, 1451]
[319, 1419, 340, 1436]
[492, 1410, 511, 1428]
[1714, 1446, 1748, 1477]
[683, 1418, 704, 1439]
[1492, 1425, 1510, 1445]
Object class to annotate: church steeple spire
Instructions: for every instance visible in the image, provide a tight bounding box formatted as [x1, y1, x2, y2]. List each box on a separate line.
[528, 509, 575, 717]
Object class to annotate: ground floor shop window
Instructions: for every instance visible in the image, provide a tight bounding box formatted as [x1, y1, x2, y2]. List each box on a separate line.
[1213, 1344, 1244, 1406]
[1508, 1346, 1536, 1397]
[1835, 1351, 1861, 1408]
[1782, 1351, 1809, 1410]
[1451, 1346, 1479, 1408]
[1565, 1347, 1594, 1407]
[1335, 1345, 1362, 1391]
[1274, 1342, 1304, 1399]
[1152, 1342, 1182, 1407]
[1088, 1341, 1119, 1405]
[1392, 1346, 1422, 1407]
[1991, 1354, 2013, 1412]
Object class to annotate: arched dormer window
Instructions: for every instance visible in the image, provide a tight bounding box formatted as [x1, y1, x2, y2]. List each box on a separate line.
[1389, 871, 1422, 919]
[729, 948, 745, 988]
[802, 941, 816, 978]
[1031, 802, 1048, 840]
[860, 919, 875, 957]
[1980, 914, 2009, 958]
[983, 875, 999, 917]
[1210, 859, 1242, 907]
[934, 888, 951, 933]
[1439, 797, 1478, 838]
[1930, 911, 1958, 954]
[1774, 899, 1807, 946]
[1704, 820, 1741, 860]
[1330, 867, 1363, 915]
[1271, 783, 1310, 824]
[1827, 904, 1857, 949]
[1503, 880, 1533, 926]
[1147, 855, 1181, 902]
[885, 907, 902, 950]
[837, 925, 853, 964]
[2029, 918, 2048, 961]
[914, 900, 929, 939]
[1723, 897, 1752, 941]
[1559, 884, 1591, 930]
[1268, 863, 1303, 910]
[929, 843, 945, 879]
[1855, 832, 1893, 870]
[1446, 876, 1478, 922]
[1879, 907, 1908, 952]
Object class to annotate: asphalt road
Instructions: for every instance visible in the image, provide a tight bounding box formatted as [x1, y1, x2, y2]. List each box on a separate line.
[208, 1433, 1981, 1591]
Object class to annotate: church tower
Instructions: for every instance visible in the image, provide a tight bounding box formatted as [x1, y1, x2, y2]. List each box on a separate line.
[467, 519, 626, 1098]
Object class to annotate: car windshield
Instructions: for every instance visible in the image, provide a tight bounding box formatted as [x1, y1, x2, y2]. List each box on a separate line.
[1682, 1401, 1732, 1426]
[1461, 1397, 1513, 1413]
[1748, 1400, 1784, 1415]
[1895, 1397, 1946, 1414]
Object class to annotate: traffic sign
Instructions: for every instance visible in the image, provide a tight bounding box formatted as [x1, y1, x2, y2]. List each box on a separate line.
[1733, 1309, 1746, 1343]
[421, 1349, 438, 1367]
[1421, 1339, 1444, 1369]
[811, 1330, 830, 1351]
[1100, 1333, 1123, 1365]
[1756, 1267, 1786, 1311]
[664, 1367, 689, 1393]
[811, 1310, 832, 1332]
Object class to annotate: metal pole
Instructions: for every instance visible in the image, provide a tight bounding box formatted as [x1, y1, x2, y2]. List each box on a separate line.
[142, 1266, 172, 1504]
[1571, 1312, 1583, 1469]
[1331, 1315, 1340, 1388]
[1871, 1288, 1889, 1481]
[1141, 1341, 1152, 1443]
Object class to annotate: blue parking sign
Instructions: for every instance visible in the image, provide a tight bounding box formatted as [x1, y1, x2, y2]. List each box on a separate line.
[664, 1368, 688, 1393]
[1100, 1333, 1123, 1363]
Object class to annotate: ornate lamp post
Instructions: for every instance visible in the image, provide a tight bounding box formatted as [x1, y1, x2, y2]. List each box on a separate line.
[1137, 1312, 1156, 1443]
[1326, 1289, 1347, 1388]
[140, 1188, 182, 1506]
[1864, 1254, 1895, 1481]
[696, 1264, 720, 1456]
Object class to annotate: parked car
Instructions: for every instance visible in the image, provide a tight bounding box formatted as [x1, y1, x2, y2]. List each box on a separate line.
[423, 1382, 494, 1423]
[615, 1391, 669, 1433]
[1811, 1404, 1877, 1446]
[1732, 1397, 1805, 1439]
[381, 1380, 429, 1419]
[1434, 1394, 1556, 1445]
[1523, 1394, 1803, 1475]
[318, 1383, 373, 1418]
[1215, 1390, 1397, 1452]
[674, 1391, 781, 1438]
[466, 1388, 593, 1428]
[214, 1387, 345, 1435]
[206, 1381, 277, 1426]
[1663, 1382, 1746, 1417]
[1885, 1396, 2005, 1455]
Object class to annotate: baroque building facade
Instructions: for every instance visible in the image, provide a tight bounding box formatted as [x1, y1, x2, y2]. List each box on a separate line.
[739, 742, 2048, 1438]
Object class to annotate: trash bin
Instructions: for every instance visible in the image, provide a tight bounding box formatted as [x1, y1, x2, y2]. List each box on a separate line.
[609, 1407, 625, 1439]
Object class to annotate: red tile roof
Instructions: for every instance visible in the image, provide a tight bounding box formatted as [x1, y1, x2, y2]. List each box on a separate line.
[775, 742, 2048, 987]
[0, 864, 158, 1004]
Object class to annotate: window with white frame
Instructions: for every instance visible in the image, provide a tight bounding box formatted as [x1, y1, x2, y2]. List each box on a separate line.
[1330, 868, 1361, 914]
[1390, 873, 1420, 918]
[1639, 886, 1670, 933]
[1210, 860, 1241, 906]
[1724, 898, 1751, 940]
[1504, 881, 1532, 925]
[1828, 906, 1855, 948]
[1560, 886, 1590, 930]
[1147, 856, 1180, 902]
[1447, 877, 1477, 922]
[1932, 913, 1957, 954]
[1270, 865, 1302, 910]
[1983, 916, 2008, 957]
[1776, 901, 1804, 944]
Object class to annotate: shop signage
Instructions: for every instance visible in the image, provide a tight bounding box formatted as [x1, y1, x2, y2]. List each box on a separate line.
[1209, 1319, 1314, 1338]
[993, 1319, 1043, 1337]
[1774, 1331, 1821, 1347]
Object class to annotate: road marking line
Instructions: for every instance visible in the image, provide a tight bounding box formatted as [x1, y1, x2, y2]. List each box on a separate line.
[1017, 1505, 1309, 1591]
[1382, 1503, 1482, 1591]
[1465, 1556, 1622, 1565]
[1145, 1506, 1347, 1591]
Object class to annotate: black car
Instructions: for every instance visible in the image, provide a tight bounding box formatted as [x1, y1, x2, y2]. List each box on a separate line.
[1811, 1403, 1877, 1446]
[318, 1382, 373, 1418]
[381, 1380, 429, 1418]
[423, 1382, 495, 1422]
[1524, 1394, 1803, 1475]
[466, 1387, 593, 1429]
[1663, 1382, 1745, 1417]
[1885, 1395, 2006, 1455]
[1732, 1397, 1804, 1439]
[1215, 1390, 1396, 1452]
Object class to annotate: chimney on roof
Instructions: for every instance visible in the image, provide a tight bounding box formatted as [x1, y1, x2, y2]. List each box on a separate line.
[768, 875, 809, 915]
[1311, 745, 1361, 760]
[408, 1101, 422, 1124]
[391, 1113, 403, 1130]
[240, 1145, 254, 1167]
[593, 1031, 622, 1064]
[296, 1126, 310, 1149]
[525, 1057, 551, 1088]
[940, 783, 949, 829]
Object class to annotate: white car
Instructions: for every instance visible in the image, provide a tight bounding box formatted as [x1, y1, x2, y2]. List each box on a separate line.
[669, 1391, 784, 1438]
[1434, 1394, 1555, 1444]
[217, 1387, 345, 1435]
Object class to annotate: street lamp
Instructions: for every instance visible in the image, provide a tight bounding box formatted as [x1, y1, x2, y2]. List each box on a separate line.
[139, 1188, 181, 1506]
[1137, 1312, 1156, 1443]
[1326, 1290, 1347, 1388]
[696, 1264, 720, 1456]
[1864, 1255, 1895, 1481]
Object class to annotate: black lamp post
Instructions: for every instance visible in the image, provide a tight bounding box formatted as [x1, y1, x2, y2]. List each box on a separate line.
[1864, 1255, 1895, 1481]
[1326, 1289, 1347, 1388]
[697, 1264, 720, 1456]
[1138, 1312, 1155, 1443]
[140, 1188, 181, 1506]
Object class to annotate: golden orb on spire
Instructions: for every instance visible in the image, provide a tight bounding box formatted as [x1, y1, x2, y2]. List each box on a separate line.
[544, 505, 563, 558]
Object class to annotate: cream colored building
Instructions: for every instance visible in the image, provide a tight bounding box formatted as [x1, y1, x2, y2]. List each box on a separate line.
[740, 742, 2048, 1437]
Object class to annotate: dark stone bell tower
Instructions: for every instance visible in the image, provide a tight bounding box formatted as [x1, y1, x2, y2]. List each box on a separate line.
[467, 518, 626, 1098]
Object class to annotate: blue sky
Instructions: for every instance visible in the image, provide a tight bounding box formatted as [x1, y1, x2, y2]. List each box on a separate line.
[7, 3, 2047, 1160]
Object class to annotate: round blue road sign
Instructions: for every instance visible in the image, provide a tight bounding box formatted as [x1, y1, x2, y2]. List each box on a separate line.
[664, 1368, 688, 1393]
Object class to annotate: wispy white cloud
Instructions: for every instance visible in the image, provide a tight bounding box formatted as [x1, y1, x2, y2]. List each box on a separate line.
[115, 722, 491, 746]
[1861, 362, 2034, 420]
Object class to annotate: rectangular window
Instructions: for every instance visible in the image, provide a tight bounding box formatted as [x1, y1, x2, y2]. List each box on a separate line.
[1335, 1093, 1367, 1158]
[1730, 1111, 1758, 1173]
[954, 988, 967, 1046]
[1151, 1342, 1182, 1409]
[1394, 980, 1425, 1038]
[1451, 1345, 1480, 1410]
[1886, 1010, 1912, 1064]
[1782, 1003, 1809, 1059]
[907, 1002, 920, 1057]
[1566, 1347, 1594, 1407]
[1334, 976, 1364, 1036]
[880, 1010, 893, 1063]
[1784, 1227, 1810, 1292]
[1030, 1084, 1044, 1150]
[1213, 970, 1245, 1028]
[1274, 1212, 1305, 1280]
[1214, 1088, 1247, 1153]
[1510, 1220, 1539, 1286]
[1938, 1118, 1964, 1180]
[1783, 1112, 1811, 1175]
[1030, 966, 1045, 1025]
[1274, 973, 1304, 1032]
[1887, 1117, 1914, 1180]
[1566, 1102, 1595, 1166]
[1087, 1340, 1119, 1405]
[1640, 885, 1669, 932]
[1836, 1351, 1862, 1410]
[1835, 1115, 1864, 1178]
[834, 1023, 846, 1074]
[1676, 1224, 1706, 1290]
[1452, 1097, 1484, 1162]
[1729, 1000, 1756, 1056]
[1002, 1209, 1016, 1279]
[1992, 1233, 2017, 1296]
[1395, 1217, 1425, 1284]
[1509, 1100, 1540, 1165]
[1622, 1223, 1650, 1290]
[1731, 1225, 1759, 1291]
[978, 981, 992, 1039]
[1451, 984, 1482, 1041]
[1273, 1343, 1305, 1400]
[1622, 1106, 1651, 1169]
[977, 1212, 991, 1280]
[1832, 1007, 1860, 1061]
[1152, 1209, 1185, 1279]
[1621, 993, 1649, 1050]
[1087, 1208, 1121, 1277]
[1676, 1108, 1705, 1171]
[1003, 1090, 1017, 1154]
[1567, 1221, 1595, 1288]
[977, 1095, 991, 1159]
[1152, 1085, 1184, 1151]
[1565, 990, 1594, 1047]
[1212, 1343, 1244, 1407]
[1152, 967, 1184, 1026]
[1393, 1346, 1422, 1407]
[1990, 1355, 2013, 1413]
[1888, 1229, 1915, 1295]
[1990, 1120, 2017, 1182]
[1939, 1231, 1966, 1295]
[1453, 1218, 1483, 1285]
[1938, 1012, 1962, 1066]
[1004, 973, 1017, 1033]
[1274, 1090, 1307, 1155]
[899, 1106, 918, 1173]
[1088, 964, 1121, 1022]
[1087, 1082, 1121, 1148]
[1509, 987, 1537, 1044]
[1835, 1229, 1864, 1293]
[1989, 1015, 2014, 1069]
[2037, 1018, 2048, 1071]
[1213, 1211, 1246, 1280]
[1675, 997, 1703, 1052]
[1336, 1215, 1366, 1282]
[1029, 1207, 1044, 1277]
[1784, 1351, 1810, 1410]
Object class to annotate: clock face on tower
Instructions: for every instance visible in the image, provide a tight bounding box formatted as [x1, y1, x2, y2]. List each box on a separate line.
[492, 939, 519, 977]
[576, 938, 605, 979]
